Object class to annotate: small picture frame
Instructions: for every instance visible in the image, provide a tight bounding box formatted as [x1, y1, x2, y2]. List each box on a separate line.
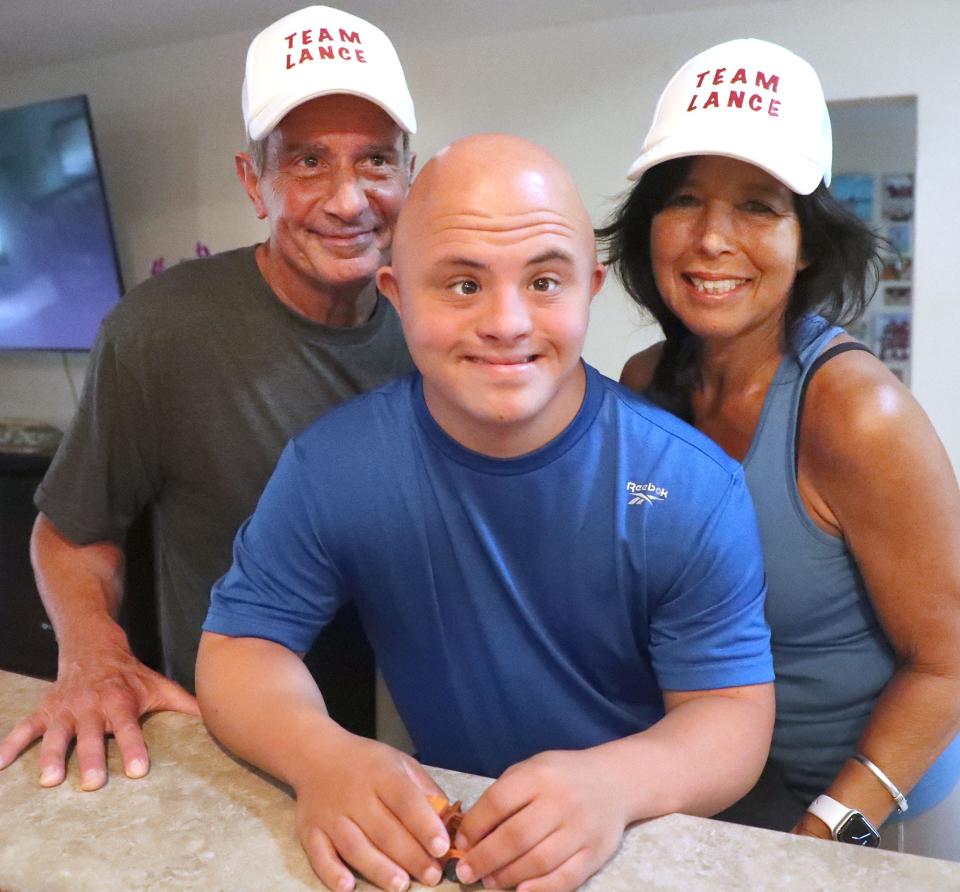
[831, 173, 875, 223]
[883, 284, 912, 307]
[881, 173, 914, 222]
[875, 314, 911, 363]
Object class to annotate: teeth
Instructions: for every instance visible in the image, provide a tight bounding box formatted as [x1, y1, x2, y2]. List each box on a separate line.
[688, 276, 746, 295]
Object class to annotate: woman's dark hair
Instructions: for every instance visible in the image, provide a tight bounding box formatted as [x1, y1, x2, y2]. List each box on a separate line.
[596, 157, 884, 422]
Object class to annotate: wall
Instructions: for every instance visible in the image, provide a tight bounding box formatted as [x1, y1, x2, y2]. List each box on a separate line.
[0, 0, 957, 472]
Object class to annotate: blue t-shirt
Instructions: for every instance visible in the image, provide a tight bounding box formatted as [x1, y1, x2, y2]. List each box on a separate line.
[205, 365, 773, 778]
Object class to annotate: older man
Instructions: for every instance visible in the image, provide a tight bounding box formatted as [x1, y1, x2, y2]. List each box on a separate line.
[197, 134, 775, 892]
[0, 6, 415, 790]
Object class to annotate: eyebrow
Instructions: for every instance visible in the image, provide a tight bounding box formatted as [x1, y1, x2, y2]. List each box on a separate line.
[525, 249, 576, 267]
[278, 141, 401, 157]
[682, 175, 790, 199]
[434, 249, 577, 270]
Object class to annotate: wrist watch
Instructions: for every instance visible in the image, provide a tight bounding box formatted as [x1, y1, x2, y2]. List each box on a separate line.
[807, 794, 881, 847]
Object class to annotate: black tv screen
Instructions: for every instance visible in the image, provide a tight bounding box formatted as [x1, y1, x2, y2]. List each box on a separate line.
[0, 95, 124, 350]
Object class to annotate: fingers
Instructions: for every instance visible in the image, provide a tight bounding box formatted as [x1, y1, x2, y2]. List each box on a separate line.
[105, 706, 150, 780]
[36, 722, 74, 787]
[379, 775, 451, 862]
[401, 757, 446, 799]
[364, 797, 444, 887]
[75, 709, 112, 790]
[455, 799, 557, 886]
[0, 714, 46, 772]
[456, 771, 533, 851]
[148, 674, 200, 717]
[327, 816, 417, 892]
[301, 825, 356, 892]
[509, 846, 593, 892]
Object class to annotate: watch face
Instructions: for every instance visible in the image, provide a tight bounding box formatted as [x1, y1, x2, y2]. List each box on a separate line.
[837, 813, 881, 847]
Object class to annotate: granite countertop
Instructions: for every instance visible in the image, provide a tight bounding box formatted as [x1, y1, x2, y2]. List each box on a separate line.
[2, 669, 959, 891]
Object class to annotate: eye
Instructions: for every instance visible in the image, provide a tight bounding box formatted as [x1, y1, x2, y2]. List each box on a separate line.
[451, 279, 479, 296]
[530, 276, 560, 294]
[300, 154, 320, 170]
[662, 191, 700, 210]
[369, 154, 387, 167]
[742, 199, 777, 215]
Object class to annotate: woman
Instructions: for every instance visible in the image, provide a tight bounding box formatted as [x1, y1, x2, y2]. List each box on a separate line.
[599, 38, 960, 851]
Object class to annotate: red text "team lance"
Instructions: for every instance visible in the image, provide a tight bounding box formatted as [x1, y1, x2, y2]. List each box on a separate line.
[284, 28, 367, 69]
[687, 67, 781, 116]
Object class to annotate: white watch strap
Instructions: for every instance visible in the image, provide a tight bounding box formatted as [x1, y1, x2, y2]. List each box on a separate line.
[807, 794, 851, 835]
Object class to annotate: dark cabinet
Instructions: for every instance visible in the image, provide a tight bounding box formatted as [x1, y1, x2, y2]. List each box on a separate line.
[0, 453, 161, 679]
[0, 454, 59, 678]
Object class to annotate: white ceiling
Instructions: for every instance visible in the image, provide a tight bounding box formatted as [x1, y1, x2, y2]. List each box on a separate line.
[0, 0, 784, 78]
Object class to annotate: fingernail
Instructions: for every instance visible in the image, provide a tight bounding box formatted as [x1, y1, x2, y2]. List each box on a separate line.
[40, 767, 61, 786]
[390, 875, 409, 892]
[423, 865, 441, 886]
[457, 863, 475, 884]
[127, 759, 148, 778]
[429, 835, 449, 858]
[0, 755, 7, 769]
[455, 832, 468, 850]
[81, 769, 104, 790]
[483, 877, 498, 890]
[336, 875, 355, 892]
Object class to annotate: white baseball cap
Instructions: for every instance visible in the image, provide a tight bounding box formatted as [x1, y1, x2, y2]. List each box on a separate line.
[242, 5, 417, 141]
[627, 38, 831, 194]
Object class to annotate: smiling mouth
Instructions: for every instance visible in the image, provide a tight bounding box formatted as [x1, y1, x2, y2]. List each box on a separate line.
[466, 354, 539, 366]
[312, 229, 375, 245]
[685, 274, 749, 296]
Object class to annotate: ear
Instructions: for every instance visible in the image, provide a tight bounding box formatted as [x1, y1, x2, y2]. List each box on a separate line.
[589, 262, 607, 301]
[377, 266, 401, 312]
[406, 152, 417, 184]
[235, 152, 268, 220]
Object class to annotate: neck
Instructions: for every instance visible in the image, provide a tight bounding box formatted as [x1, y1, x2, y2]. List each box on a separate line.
[697, 323, 786, 395]
[255, 242, 377, 327]
[424, 363, 587, 460]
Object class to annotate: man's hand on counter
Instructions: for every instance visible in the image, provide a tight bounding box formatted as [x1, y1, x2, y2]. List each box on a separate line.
[0, 633, 198, 790]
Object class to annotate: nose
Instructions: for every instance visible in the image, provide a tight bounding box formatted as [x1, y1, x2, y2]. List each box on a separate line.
[477, 285, 533, 343]
[695, 201, 736, 257]
[323, 169, 369, 221]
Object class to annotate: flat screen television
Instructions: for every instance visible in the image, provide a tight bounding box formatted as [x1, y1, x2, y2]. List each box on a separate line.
[0, 94, 124, 350]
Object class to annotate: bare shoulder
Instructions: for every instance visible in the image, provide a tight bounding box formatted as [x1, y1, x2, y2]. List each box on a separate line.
[620, 342, 664, 394]
[801, 336, 946, 476]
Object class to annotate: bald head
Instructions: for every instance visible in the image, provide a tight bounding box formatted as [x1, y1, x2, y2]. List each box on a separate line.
[375, 133, 604, 457]
[391, 134, 596, 271]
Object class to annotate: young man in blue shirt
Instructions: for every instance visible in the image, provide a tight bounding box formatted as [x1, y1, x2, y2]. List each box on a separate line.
[197, 134, 775, 892]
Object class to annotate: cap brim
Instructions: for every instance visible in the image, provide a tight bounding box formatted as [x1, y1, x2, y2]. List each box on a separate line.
[626, 133, 827, 194]
[248, 87, 417, 141]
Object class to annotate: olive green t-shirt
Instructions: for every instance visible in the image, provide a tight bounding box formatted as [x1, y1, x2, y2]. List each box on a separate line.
[36, 246, 413, 691]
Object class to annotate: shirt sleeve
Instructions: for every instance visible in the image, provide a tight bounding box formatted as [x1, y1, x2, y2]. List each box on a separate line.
[648, 469, 774, 692]
[203, 439, 347, 653]
[35, 323, 161, 544]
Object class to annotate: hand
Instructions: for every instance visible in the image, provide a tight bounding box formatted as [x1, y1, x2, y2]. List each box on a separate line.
[792, 811, 833, 841]
[0, 637, 198, 790]
[454, 749, 629, 892]
[293, 732, 452, 892]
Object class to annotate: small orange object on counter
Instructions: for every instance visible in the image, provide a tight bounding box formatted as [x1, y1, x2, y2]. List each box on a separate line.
[427, 793, 466, 873]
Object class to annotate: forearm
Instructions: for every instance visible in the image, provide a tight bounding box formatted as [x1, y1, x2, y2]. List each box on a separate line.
[30, 513, 128, 657]
[589, 685, 775, 823]
[196, 632, 351, 792]
[820, 664, 960, 829]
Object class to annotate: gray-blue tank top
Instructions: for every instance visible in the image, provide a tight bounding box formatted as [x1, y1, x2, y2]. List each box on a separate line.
[743, 315, 959, 813]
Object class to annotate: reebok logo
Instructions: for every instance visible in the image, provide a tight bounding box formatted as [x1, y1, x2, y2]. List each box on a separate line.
[626, 480, 668, 506]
